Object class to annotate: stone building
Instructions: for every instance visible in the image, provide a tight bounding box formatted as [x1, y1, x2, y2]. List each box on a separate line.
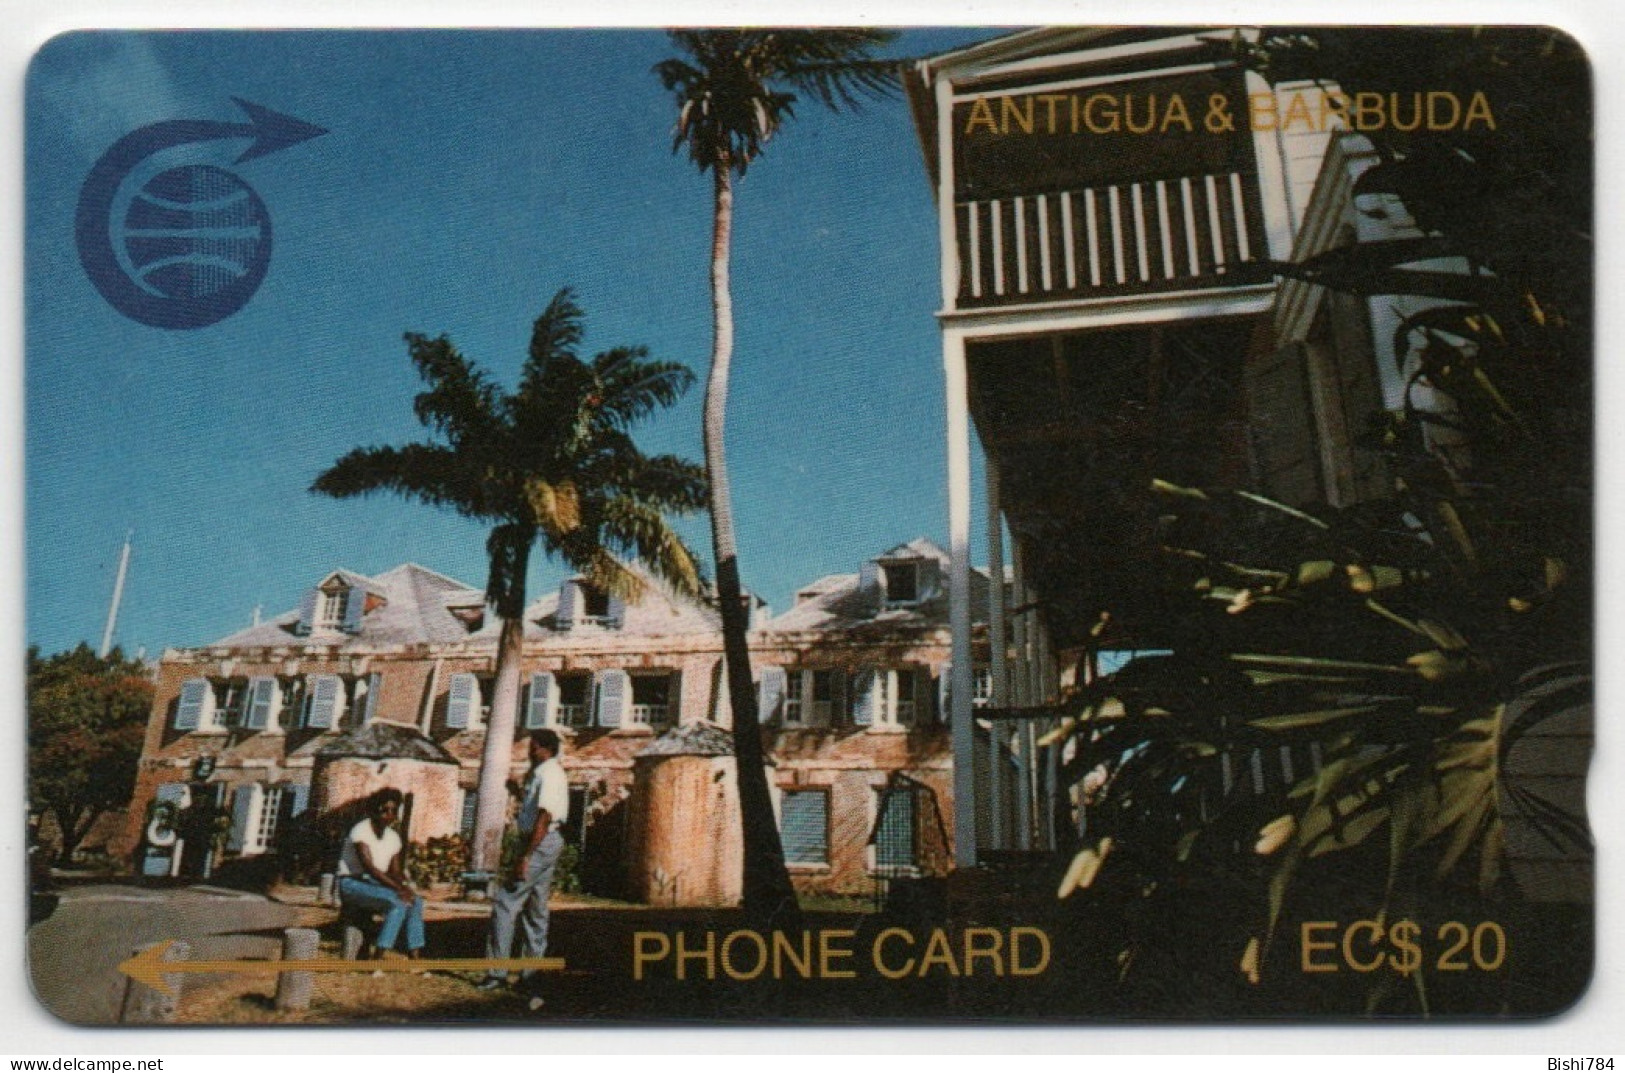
[118, 541, 989, 903]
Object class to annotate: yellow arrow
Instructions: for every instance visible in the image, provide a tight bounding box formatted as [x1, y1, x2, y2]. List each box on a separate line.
[120, 940, 565, 996]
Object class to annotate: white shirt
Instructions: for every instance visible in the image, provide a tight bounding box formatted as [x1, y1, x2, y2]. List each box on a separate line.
[338, 817, 403, 878]
[517, 756, 569, 838]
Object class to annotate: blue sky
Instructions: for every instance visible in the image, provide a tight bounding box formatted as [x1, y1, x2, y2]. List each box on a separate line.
[26, 28, 995, 656]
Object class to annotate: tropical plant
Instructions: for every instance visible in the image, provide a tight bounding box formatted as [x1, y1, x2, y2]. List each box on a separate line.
[655, 29, 901, 921]
[27, 643, 152, 863]
[313, 289, 707, 870]
[1044, 26, 1590, 1013]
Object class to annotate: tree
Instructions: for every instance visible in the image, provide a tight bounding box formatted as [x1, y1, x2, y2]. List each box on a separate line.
[655, 28, 900, 921]
[313, 289, 707, 871]
[28, 643, 152, 863]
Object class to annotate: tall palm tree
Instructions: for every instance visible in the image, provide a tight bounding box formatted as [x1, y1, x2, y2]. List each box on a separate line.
[656, 29, 899, 919]
[313, 288, 707, 871]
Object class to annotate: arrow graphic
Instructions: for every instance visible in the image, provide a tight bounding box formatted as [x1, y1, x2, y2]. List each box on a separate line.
[120, 940, 565, 997]
[74, 98, 327, 329]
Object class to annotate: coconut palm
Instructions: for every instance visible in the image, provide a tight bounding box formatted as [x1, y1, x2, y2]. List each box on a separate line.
[655, 29, 900, 918]
[313, 288, 707, 871]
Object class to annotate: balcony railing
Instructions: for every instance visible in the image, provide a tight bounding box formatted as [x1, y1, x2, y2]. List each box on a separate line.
[556, 703, 588, 727]
[955, 170, 1269, 310]
[629, 703, 670, 727]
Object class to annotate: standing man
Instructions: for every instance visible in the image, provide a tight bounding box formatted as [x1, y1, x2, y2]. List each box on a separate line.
[479, 728, 567, 1003]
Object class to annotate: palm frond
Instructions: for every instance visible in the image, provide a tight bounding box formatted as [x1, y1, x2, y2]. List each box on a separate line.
[405, 334, 503, 445]
[312, 443, 503, 521]
[599, 495, 705, 597]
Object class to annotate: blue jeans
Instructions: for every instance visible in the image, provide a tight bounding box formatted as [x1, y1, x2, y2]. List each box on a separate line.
[484, 828, 563, 983]
[338, 875, 425, 953]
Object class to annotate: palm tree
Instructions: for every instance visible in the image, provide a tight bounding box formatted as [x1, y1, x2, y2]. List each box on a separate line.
[655, 30, 900, 919]
[313, 288, 707, 871]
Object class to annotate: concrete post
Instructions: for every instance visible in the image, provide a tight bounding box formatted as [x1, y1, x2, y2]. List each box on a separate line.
[275, 927, 320, 1011]
[119, 939, 189, 1024]
[318, 872, 336, 906]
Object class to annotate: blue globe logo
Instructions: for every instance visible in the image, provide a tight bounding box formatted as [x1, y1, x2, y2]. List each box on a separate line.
[74, 101, 325, 330]
[122, 165, 271, 309]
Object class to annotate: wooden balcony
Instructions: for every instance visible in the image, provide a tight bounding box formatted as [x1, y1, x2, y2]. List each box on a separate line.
[955, 169, 1270, 310]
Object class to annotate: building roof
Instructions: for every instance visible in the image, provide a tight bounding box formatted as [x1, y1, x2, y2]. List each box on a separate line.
[764, 538, 988, 636]
[314, 721, 459, 764]
[635, 721, 736, 759]
[210, 562, 486, 650]
[502, 565, 723, 640]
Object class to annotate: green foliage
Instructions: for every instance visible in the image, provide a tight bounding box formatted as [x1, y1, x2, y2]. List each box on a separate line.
[27, 643, 152, 862]
[1044, 27, 1592, 1010]
[406, 835, 470, 887]
[311, 289, 708, 613]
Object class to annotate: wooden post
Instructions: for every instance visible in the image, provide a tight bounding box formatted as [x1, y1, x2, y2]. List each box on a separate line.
[119, 939, 189, 1023]
[275, 927, 320, 1011]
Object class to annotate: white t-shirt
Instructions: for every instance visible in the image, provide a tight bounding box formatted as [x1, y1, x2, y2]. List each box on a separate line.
[517, 757, 570, 838]
[338, 818, 403, 878]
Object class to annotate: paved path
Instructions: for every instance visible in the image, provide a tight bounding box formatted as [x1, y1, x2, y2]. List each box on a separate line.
[28, 884, 304, 1025]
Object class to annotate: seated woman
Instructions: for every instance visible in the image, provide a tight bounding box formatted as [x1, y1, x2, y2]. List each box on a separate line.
[336, 788, 425, 962]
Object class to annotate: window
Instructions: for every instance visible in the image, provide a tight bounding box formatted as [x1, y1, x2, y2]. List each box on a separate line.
[810, 671, 835, 722]
[460, 789, 477, 836]
[973, 666, 993, 708]
[580, 585, 611, 622]
[213, 679, 248, 728]
[882, 561, 918, 603]
[629, 673, 673, 727]
[255, 785, 285, 851]
[894, 669, 918, 724]
[316, 586, 346, 630]
[783, 672, 804, 723]
[280, 677, 307, 726]
[556, 673, 592, 726]
[781, 790, 829, 866]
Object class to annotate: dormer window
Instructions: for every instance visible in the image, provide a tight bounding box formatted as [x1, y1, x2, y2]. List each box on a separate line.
[882, 562, 918, 604]
[316, 585, 347, 630]
[581, 585, 611, 622]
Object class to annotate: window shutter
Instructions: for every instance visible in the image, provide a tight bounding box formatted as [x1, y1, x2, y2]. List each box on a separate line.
[244, 676, 278, 730]
[936, 662, 952, 724]
[296, 589, 319, 635]
[445, 672, 477, 730]
[154, 782, 191, 808]
[918, 558, 944, 602]
[342, 585, 367, 633]
[874, 787, 918, 869]
[556, 581, 578, 629]
[305, 674, 341, 729]
[605, 593, 627, 630]
[226, 784, 262, 852]
[852, 668, 878, 726]
[282, 782, 311, 819]
[781, 792, 828, 865]
[758, 666, 787, 723]
[526, 672, 556, 729]
[359, 672, 382, 726]
[595, 669, 628, 728]
[175, 677, 210, 730]
[858, 561, 882, 598]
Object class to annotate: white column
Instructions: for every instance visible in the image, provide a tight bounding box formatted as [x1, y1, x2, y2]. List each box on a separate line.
[936, 75, 960, 312]
[946, 328, 976, 868]
[986, 459, 1009, 852]
[1011, 541, 1034, 851]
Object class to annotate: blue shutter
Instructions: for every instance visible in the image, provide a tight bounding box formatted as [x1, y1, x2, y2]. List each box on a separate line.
[296, 589, 319, 635]
[781, 792, 828, 865]
[858, 561, 881, 598]
[556, 581, 578, 629]
[154, 782, 191, 808]
[936, 662, 951, 724]
[595, 669, 628, 728]
[875, 787, 917, 869]
[526, 672, 555, 729]
[606, 592, 627, 630]
[758, 666, 787, 723]
[359, 672, 382, 726]
[460, 790, 477, 835]
[244, 676, 277, 730]
[225, 785, 259, 852]
[918, 557, 944, 602]
[283, 782, 311, 818]
[342, 586, 367, 633]
[175, 678, 209, 730]
[305, 674, 341, 729]
[446, 672, 477, 729]
[852, 668, 878, 726]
